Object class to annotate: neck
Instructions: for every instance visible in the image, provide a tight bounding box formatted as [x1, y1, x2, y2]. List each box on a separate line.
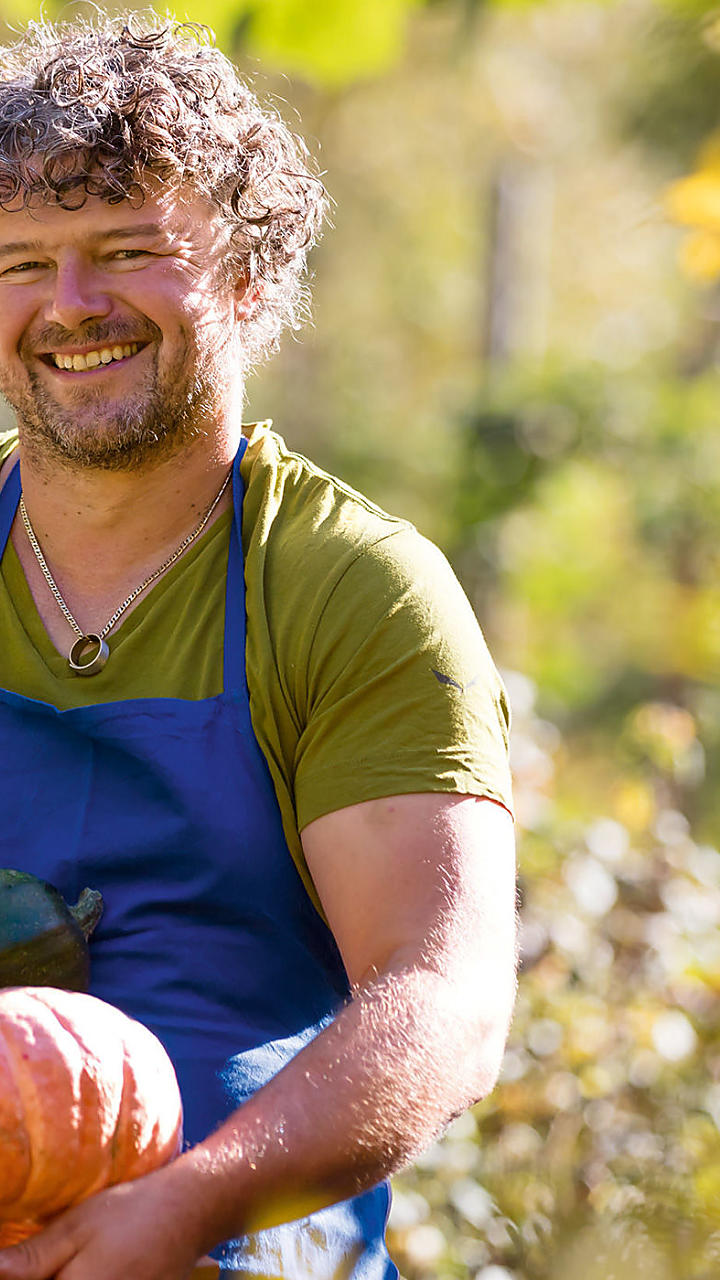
[6, 421, 242, 651]
[23, 427, 237, 554]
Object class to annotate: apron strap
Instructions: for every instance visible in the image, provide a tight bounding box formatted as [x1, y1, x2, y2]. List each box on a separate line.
[223, 434, 250, 700]
[0, 456, 20, 555]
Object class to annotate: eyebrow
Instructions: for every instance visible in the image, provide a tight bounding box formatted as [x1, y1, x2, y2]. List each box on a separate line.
[0, 223, 167, 260]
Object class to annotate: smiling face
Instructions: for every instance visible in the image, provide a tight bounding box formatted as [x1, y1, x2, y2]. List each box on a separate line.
[0, 187, 248, 469]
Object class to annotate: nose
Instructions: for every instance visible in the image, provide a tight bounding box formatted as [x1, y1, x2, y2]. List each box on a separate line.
[44, 253, 112, 330]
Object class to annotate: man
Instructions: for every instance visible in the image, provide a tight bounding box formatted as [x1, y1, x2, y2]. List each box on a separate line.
[0, 13, 516, 1280]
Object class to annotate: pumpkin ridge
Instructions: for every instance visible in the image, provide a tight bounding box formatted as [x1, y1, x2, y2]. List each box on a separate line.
[0, 1032, 30, 1209]
[32, 993, 122, 1203]
[25, 990, 99, 1207]
[0, 992, 82, 1218]
[109, 1014, 182, 1183]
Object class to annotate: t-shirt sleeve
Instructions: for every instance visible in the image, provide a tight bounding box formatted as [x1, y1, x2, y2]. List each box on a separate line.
[293, 527, 513, 831]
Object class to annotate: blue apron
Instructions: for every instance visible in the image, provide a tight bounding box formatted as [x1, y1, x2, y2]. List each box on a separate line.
[0, 442, 397, 1278]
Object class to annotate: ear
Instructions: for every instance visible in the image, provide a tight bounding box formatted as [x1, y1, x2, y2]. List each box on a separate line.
[234, 276, 261, 322]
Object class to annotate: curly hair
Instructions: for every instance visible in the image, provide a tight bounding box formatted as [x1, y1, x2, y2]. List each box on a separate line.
[0, 13, 329, 365]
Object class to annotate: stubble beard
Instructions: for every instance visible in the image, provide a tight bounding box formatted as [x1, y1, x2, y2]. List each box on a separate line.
[3, 322, 237, 473]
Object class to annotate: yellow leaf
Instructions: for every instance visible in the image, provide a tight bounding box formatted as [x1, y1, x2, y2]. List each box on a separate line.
[679, 229, 720, 280]
[665, 172, 720, 229]
[611, 779, 655, 833]
[695, 1161, 720, 1215]
[697, 131, 720, 171]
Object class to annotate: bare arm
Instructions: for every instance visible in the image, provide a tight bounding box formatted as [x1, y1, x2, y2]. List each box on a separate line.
[0, 793, 517, 1278]
[182, 794, 517, 1233]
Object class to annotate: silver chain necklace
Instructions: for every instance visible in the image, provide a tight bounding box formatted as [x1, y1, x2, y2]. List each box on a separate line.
[19, 466, 233, 677]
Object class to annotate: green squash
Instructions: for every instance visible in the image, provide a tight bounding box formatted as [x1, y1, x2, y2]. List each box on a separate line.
[0, 870, 103, 992]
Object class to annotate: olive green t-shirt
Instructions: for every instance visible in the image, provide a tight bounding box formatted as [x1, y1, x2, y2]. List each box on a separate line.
[0, 423, 512, 907]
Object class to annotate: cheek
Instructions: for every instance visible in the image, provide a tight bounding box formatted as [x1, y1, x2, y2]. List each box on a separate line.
[181, 288, 231, 330]
[134, 288, 208, 337]
[0, 305, 31, 355]
[176, 299, 237, 357]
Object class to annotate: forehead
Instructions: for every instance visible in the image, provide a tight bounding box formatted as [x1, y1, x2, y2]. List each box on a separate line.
[0, 188, 226, 252]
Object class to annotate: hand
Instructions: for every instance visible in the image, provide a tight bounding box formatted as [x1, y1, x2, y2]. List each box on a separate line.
[0, 1168, 211, 1280]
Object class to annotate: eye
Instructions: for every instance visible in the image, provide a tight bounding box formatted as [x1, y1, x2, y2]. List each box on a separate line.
[0, 260, 47, 278]
[111, 248, 151, 261]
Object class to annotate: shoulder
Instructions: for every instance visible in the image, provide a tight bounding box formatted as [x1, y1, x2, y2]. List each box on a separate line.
[240, 421, 413, 565]
[0, 428, 18, 481]
[239, 422, 429, 621]
[239, 420, 492, 646]
[240, 420, 508, 713]
[0, 429, 17, 458]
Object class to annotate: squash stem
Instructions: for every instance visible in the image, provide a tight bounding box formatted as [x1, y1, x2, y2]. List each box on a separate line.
[70, 888, 104, 938]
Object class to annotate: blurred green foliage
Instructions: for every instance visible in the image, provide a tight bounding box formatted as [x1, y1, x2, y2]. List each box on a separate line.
[615, 11, 720, 163]
[389, 362, 719, 1274]
[7, 0, 718, 89]
[232, 0, 424, 87]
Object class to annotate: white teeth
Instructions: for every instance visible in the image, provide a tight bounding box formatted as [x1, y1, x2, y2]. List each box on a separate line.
[51, 343, 141, 371]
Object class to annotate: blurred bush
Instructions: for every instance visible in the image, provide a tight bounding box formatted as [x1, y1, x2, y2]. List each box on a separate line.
[386, 353, 719, 1280]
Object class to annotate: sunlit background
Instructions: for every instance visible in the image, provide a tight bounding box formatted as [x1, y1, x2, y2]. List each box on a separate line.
[3, 0, 720, 1275]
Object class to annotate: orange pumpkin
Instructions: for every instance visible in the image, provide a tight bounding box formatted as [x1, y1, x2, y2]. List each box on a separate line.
[0, 987, 183, 1247]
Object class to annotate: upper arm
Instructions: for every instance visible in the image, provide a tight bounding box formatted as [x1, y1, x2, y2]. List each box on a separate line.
[301, 792, 517, 1020]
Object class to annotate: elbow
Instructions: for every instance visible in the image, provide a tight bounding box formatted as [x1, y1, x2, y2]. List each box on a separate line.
[462, 982, 516, 1106]
[462, 1021, 511, 1107]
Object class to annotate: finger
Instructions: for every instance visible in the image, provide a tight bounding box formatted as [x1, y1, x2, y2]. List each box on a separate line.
[0, 1226, 77, 1279]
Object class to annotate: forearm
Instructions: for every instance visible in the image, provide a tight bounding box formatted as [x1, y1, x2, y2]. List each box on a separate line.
[166, 961, 512, 1255]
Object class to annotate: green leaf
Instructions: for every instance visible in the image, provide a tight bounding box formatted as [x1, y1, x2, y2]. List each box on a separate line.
[242, 0, 423, 87]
